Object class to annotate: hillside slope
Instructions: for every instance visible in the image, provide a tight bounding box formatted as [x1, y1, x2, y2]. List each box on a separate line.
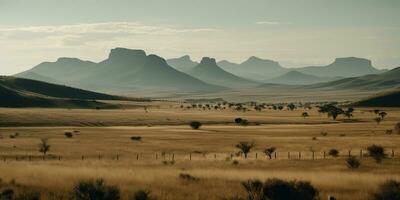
[353, 88, 400, 107]
[265, 71, 338, 85]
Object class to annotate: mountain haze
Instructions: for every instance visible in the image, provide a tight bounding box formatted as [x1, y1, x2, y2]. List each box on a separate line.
[218, 56, 288, 81]
[167, 55, 198, 72]
[265, 71, 339, 85]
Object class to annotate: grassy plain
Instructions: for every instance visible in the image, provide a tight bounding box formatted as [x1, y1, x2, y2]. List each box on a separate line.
[0, 104, 399, 200]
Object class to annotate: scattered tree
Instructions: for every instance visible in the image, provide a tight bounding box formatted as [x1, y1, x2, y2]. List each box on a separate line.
[38, 138, 50, 156]
[264, 147, 276, 159]
[367, 145, 386, 163]
[235, 142, 254, 159]
[378, 111, 388, 120]
[189, 121, 202, 130]
[301, 112, 309, 119]
[374, 117, 382, 125]
[64, 132, 73, 138]
[328, 149, 339, 157]
[235, 118, 243, 124]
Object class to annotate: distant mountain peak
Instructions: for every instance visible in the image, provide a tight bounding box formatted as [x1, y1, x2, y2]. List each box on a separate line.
[146, 54, 168, 66]
[333, 57, 372, 66]
[200, 57, 217, 65]
[56, 57, 83, 63]
[108, 48, 146, 60]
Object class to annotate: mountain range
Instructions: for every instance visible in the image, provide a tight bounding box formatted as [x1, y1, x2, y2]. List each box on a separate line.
[15, 47, 396, 96]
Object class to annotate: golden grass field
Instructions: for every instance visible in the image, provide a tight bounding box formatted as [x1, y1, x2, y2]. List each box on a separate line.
[0, 103, 399, 200]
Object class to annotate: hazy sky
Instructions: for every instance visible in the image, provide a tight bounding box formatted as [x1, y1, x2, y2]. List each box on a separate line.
[1, 0, 399, 75]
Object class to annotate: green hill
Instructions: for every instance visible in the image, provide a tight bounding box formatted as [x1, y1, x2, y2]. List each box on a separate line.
[0, 76, 125, 108]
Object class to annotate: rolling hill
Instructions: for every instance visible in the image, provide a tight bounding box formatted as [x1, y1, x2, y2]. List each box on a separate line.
[306, 67, 400, 90]
[265, 71, 339, 85]
[296, 57, 382, 78]
[16, 48, 223, 93]
[167, 55, 198, 72]
[0, 76, 124, 108]
[188, 57, 258, 88]
[353, 88, 400, 107]
[218, 56, 288, 81]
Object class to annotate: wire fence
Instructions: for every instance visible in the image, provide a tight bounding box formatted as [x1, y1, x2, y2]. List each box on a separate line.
[1, 149, 397, 162]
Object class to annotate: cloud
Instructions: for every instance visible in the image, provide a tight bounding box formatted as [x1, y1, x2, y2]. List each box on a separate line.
[255, 21, 291, 25]
[0, 22, 217, 36]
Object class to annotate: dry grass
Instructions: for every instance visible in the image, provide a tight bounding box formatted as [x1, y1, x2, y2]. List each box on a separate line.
[0, 105, 399, 199]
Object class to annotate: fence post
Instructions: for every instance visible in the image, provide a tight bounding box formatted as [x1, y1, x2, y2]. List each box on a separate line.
[98, 154, 101, 160]
[255, 153, 258, 159]
[348, 150, 351, 157]
[214, 154, 217, 160]
[360, 150, 363, 158]
[136, 154, 139, 160]
[58, 156, 61, 161]
[116, 154, 119, 160]
[82, 155, 84, 160]
[299, 152, 301, 160]
[274, 152, 277, 159]
[312, 151, 314, 160]
[172, 153, 175, 161]
[288, 152, 290, 159]
[392, 149, 395, 158]
[323, 151, 326, 159]
[189, 153, 192, 161]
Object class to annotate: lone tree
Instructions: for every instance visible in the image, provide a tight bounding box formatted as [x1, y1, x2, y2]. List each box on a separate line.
[38, 138, 50, 156]
[189, 121, 202, 130]
[234, 118, 243, 124]
[367, 145, 386, 163]
[235, 142, 254, 159]
[287, 103, 296, 111]
[302, 112, 309, 119]
[344, 107, 354, 119]
[378, 111, 387, 120]
[264, 147, 276, 159]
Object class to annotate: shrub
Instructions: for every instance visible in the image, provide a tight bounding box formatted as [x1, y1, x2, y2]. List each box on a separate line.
[320, 132, 328, 137]
[372, 180, 400, 200]
[328, 149, 339, 157]
[241, 178, 319, 200]
[38, 138, 50, 156]
[367, 145, 386, 163]
[72, 179, 120, 200]
[346, 156, 361, 169]
[130, 136, 142, 141]
[240, 119, 249, 126]
[235, 118, 243, 124]
[64, 132, 73, 138]
[179, 173, 199, 182]
[189, 121, 202, 129]
[232, 160, 239, 165]
[131, 190, 151, 200]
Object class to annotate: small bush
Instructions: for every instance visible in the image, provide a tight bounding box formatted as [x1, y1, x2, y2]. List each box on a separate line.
[372, 180, 400, 200]
[235, 118, 243, 124]
[241, 178, 319, 200]
[179, 173, 199, 182]
[130, 136, 142, 141]
[64, 132, 73, 138]
[346, 156, 361, 169]
[328, 149, 339, 157]
[232, 160, 239, 165]
[320, 132, 328, 137]
[72, 179, 120, 200]
[131, 190, 152, 200]
[367, 145, 386, 163]
[189, 121, 202, 129]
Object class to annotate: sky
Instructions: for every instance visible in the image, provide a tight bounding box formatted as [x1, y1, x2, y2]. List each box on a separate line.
[1, 0, 399, 75]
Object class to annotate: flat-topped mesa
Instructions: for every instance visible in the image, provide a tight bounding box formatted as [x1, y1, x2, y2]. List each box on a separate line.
[200, 57, 217, 65]
[56, 57, 84, 63]
[333, 57, 372, 66]
[108, 48, 146, 61]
